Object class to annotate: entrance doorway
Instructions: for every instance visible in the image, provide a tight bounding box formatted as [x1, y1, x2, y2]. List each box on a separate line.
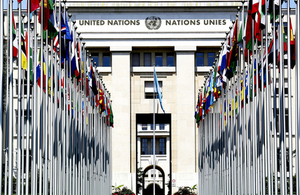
[142, 165, 165, 195]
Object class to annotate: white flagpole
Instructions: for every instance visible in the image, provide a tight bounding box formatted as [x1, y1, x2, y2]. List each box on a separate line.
[17, 3, 22, 195]
[271, 1, 278, 193]
[296, 0, 300, 194]
[153, 66, 156, 195]
[287, 2, 293, 194]
[0, 0, 4, 193]
[279, 2, 287, 194]
[49, 38, 54, 195]
[8, 0, 14, 194]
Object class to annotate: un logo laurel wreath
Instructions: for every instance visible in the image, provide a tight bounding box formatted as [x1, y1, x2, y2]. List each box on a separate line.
[145, 16, 161, 30]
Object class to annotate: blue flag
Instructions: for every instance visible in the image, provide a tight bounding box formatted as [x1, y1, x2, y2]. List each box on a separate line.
[154, 68, 165, 113]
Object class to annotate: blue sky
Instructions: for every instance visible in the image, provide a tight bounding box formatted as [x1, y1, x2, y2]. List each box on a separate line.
[2, 0, 297, 10]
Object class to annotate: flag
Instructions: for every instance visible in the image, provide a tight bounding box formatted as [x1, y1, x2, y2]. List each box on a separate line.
[195, 94, 200, 126]
[38, 0, 50, 30]
[25, 31, 34, 82]
[109, 103, 114, 127]
[237, 18, 245, 48]
[245, 0, 253, 52]
[199, 92, 203, 121]
[71, 30, 80, 78]
[226, 19, 238, 80]
[154, 68, 165, 113]
[241, 79, 244, 108]
[20, 20, 27, 70]
[30, 0, 40, 13]
[289, 17, 296, 69]
[251, 0, 259, 17]
[89, 65, 98, 95]
[11, 12, 18, 59]
[269, 0, 280, 22]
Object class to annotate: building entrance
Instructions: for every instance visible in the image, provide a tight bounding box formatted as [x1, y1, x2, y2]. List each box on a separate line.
[142, 165, 165, 195]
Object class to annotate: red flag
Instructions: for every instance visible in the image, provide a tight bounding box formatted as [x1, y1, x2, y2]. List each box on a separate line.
[30, 0, 40, 13]
[38, 0, 50, 30]
[290, 17, 296, 69]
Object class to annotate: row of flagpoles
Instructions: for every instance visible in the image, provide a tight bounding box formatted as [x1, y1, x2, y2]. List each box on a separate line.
[0, 0, 114, 195]
[195, 0, 299, 194]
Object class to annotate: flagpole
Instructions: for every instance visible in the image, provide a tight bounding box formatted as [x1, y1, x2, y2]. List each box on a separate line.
[287, 2, 293, 194]
[0, 0, 4, 193]
[264, 0, 271, 193]
[17, 3, 22, 195]
[50, 38, 54, 195]
[153, 65, 156, 195]
[271, 0, 278, 193]
[279, 3, 287, 194]
[8, 0, 14, 194]
[296, 0, 300, 194]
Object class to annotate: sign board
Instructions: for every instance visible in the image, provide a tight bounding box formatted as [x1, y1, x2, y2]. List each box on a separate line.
[172, 179, 176, 187]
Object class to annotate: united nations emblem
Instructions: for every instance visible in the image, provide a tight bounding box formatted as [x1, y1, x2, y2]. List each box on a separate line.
[145, 16, 161, 30]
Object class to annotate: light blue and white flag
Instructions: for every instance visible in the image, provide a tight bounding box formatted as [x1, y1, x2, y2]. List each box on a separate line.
[154, 68, 165, 113]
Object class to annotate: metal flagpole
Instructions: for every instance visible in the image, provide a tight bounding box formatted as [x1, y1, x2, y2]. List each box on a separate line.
[279, 2, 286, 194]
[0, 0, 4, 193]
[296, 0, 300, 194]
[287, 2, 293, 194]
[58, 1, 62, 194]
[264, 0, 272, 192]
[39, 0, 44, 193]
[49, 38, 54, 195]
[271, 0, 278, 193]
[32, 11, 37, 195]
[44, 27, 49, 195]
[25, 3, 31, 194]
[8, 0, 14, 194]
[153, 66, 156, 195]
[17, 3, 22, 195]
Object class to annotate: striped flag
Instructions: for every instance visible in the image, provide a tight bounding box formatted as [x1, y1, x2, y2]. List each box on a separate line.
[20, 20, 27, 70]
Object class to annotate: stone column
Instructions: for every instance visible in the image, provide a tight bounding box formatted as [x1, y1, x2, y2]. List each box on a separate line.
[110, 46, 132, 187]
[175, 46, 197, 187]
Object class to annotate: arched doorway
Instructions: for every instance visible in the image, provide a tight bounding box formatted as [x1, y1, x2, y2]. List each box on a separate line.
[142, 165, 165, 195]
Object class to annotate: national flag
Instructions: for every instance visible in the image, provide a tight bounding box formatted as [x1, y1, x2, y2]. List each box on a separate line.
[241, 79, 244, 108]
[109, 103, 114, 127]
[38, 0, 50, 30]
[11, 12, 18, 59]
[154, 68, 165, 113]
[89, 65, 98, 95]
[289, 17, 296, 69]
[245, 0, 253, 52]
[245, 70, 249, 103]
[71, 30, 80, 78]
[226, 19, 238, 80]
[269, 0, 280, 22]
[237, 17, 245, 48]
[30, 0, 40, 13]
[199, 92, 203, 121]
[20, 20, 27, 70]
[195, 94, 201, 126]
[251, 0, 259, 17]
[25, 31, 34, 82]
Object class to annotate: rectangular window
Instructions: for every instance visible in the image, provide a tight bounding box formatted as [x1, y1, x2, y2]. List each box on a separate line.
[91, 53, 99, 67]
[16, 79, 33, 95]
[132, 53, 140, 67]
[196, 52, 204, 66]
[159, 124, 165, 130]
[142, 124, 147, 130]
[103, 53, 111, 67]
[166, 53, 174, 67]
[275, 108, 289, 133]
[159, 138, 166, 154]
[207, 52, 215, 66]
[150, 124, 155, 130]
[142, 139, 148, 155]
[144, 53, 151, 67]
[145, 81, 162, 99]
[155, 53, 163, 66]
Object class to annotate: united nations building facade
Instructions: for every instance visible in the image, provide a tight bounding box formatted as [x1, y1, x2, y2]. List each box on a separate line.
[68, 1, 241, 194]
